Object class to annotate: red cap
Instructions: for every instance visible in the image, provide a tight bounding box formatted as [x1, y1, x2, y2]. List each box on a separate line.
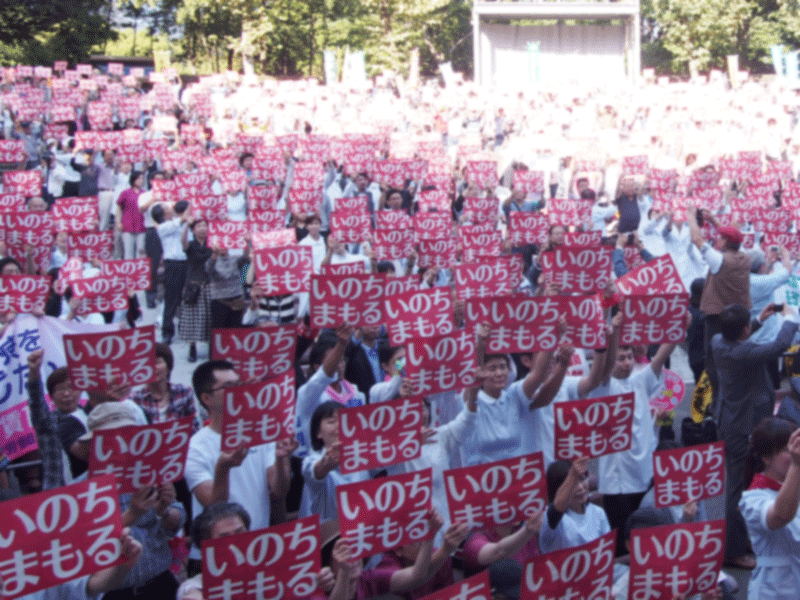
[716, 226, 744, 246]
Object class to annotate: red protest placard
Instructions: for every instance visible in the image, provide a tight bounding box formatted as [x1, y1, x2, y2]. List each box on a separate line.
[652, 441, 725, 508]
[513, 171, 545, 195]
[0, 192, 24, 212]
[454, 260, 518, 301]
[444, 452, 546, 529]
[508, 212, 548, 246]
[374, 210, 411, 230]
[212, 326, 296, 381]
[69, 275, 128, 315]
[546, 198, 579, 227]
[335, 196, 370, 214]
[247, 185, 281, 211]
[463, 197, 497, 223]
[190, 192, 227, 221]
[384, 287, 453, 345]
[563, 231, 602, 247]
[310, 273, 385, 328]
[339, 397, 423, 474]
[620, 293, 688, 345]
[629, 520, 726, 600]
[0, 475, 125, 599]
[202, 515, 321, 600]
[418, 238, 457, 268]
[384, 275, 418, 296]
[88, 417, 193, 493]
[614, 254, 686, 296]
[220, 373, 296, 452]
[540, 246, 612, 294]
[417, 189, 451, 212]
[207, 221, 251, 249]
[522, 531, 617, 600]
[3, 170, 41, 197]
[330, 212, 372, 244]
[464, 295, 561, 353]
[762, 231, 800, 258]
[51, 197, 99, 231]
[0, 140, 25, 163]
[623, 154, 650, 176]
[0, 402, 37, 461]
[0, 275, 49, 313]
[559, 294, 607, 349]
[289, 188, 321, 215]
[252, 245, 313, 295]
[553, 393, 634, 460]
[422, 572, 490, 600]
[750, 208, 787, 232]
[99, 258, 151, 291]
[459, 227, 501, 263]
[251, 229, 296, 249]
[465, 160, 498, 189]
[338, 469, 434, 559]
[63, 325, 157, 390]
[372, 160, 408, 188]
[373, 228, 415, 261]
[405, 329, 476, 396]
[414, 212, 452, 240]
[68, 231, 114, 262]
[320, 262, 365, 275]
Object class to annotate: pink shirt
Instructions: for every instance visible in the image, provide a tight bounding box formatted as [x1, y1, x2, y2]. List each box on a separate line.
[117, 187, 145, 232]
[357, 551, 453, 600]
[461, 529, 540, 576]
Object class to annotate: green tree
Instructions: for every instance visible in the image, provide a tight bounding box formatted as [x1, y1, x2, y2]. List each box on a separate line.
[0, 0, 116, 66]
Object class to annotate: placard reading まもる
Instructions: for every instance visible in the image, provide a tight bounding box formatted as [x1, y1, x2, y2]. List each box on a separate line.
[202, 516, 321, 600]
[337, 469, 434, 559]
[553, 393, 634, 460]
[338, 397, 423, 474]
[652, 441, 725, 508]
[0, 476, 125, 599]
[211, 326, 296, 381]
[628, 520, 726, 600]
[63, 325, 157, 390]
[521, 531, 617, 600]
[443, 453, 547, 529]
[88, 417, 193, 493]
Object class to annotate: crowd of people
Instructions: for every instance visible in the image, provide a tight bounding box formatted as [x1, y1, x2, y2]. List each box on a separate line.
[3, 62, 800, 600]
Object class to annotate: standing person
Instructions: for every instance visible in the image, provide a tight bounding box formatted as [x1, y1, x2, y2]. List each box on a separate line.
[687, 206, 751, 397]
[740, 418, 800, 599]
[712, 302, 799, 569]
[207, 242, 249, 332]
[96, 149, 118, 231]
[179, 218, 212, 363]
[153, 202, 189, 345]
[117, 171, 147, 259]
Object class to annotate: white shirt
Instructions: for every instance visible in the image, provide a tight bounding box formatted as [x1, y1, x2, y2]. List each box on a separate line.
[184, 427, 275, 559]
[597, 365, 661, 495]
[299, 449, 369, 522]
[156, 218, 187, 261]
[740, 486, 800, 600]
[539, 503, 611, 553]
[298, 234, 326, 274]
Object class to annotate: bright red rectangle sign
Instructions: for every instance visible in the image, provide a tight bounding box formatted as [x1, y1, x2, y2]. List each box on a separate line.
[553, 393, 634, 460]
[99, 258, 151, 291]
[252, 245, 313, 295]
[373, 228, 415, 261]
[220, 373, 296, 452]
[464, 294, 561, 353]
[310, 273, 385, 328]
[63, 324, 157, 390]
[211, 326, 296, 381]
[202, 515, 321, 600]
[338, 397, 423, 474]
[338, 469, 434, 559]
[405, 330, 476, 396]
[629, 520, 726, 600]
[653, 441, 725, 508]
[620, 294, 688, 345]
[0, 475, 125, 599]
[0, 275, 49, 313]
[508, 212, 548, 246]
[614, 254, 686, 296]
[88, 417, 193, 493]
[384, 287, 454, 345]
[540, 246, 611, 294]
[522, 531, 616, 600]
[444, 452, 546, 529]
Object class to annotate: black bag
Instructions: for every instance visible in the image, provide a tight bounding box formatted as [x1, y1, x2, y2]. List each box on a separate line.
[182, 282, 201, 305]
[680, 417, 718, 447]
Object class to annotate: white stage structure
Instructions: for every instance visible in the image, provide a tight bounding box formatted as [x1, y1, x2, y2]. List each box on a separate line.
[472, 1, 641, 87]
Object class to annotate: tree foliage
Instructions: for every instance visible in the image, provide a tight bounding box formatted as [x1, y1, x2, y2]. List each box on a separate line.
[649, 0, 800, 73]
[0, 0, 115, 66]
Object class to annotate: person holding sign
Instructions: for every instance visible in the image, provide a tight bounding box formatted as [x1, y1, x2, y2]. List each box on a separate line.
[740, 418, 800, 599]
[540, 456, 611, 553]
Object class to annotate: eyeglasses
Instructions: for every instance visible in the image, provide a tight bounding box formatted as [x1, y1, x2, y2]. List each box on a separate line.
[208, 380, 242, 394]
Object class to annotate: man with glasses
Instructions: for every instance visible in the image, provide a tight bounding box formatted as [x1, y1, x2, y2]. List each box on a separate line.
[183, 360, 295, 576]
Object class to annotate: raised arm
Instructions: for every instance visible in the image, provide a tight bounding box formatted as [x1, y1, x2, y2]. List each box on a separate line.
[529, 343, 573, 409]
[686, 205, 704, 250]
[475, 511, 542, 565]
